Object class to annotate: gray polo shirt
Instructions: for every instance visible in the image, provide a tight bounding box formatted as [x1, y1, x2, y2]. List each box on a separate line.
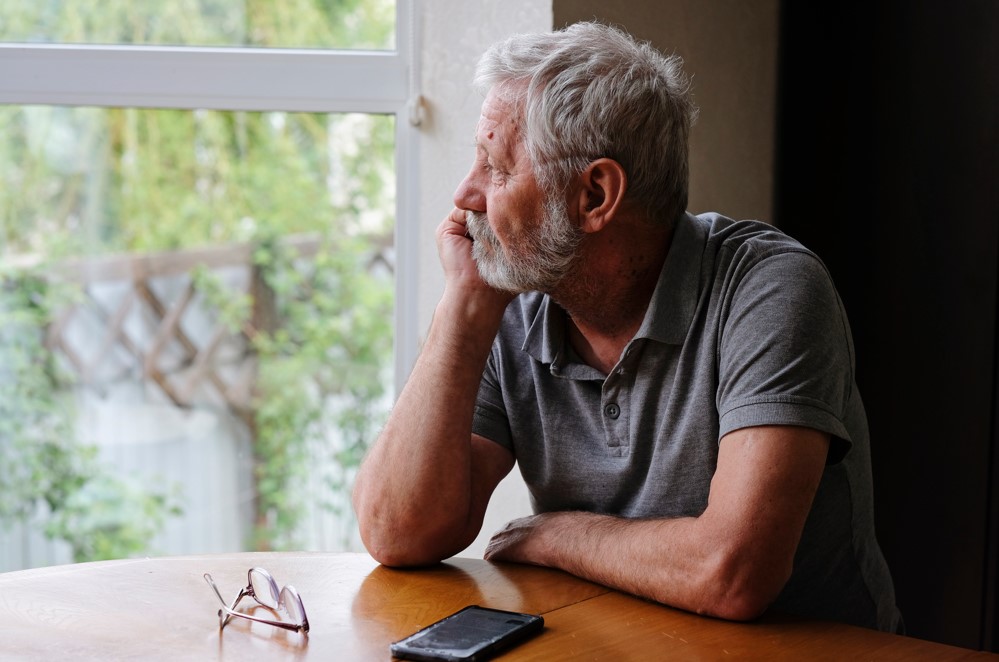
[472, 211, 902, 632]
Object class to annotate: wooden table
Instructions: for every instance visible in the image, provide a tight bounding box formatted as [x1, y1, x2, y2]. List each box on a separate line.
[0, 552, 995, 660]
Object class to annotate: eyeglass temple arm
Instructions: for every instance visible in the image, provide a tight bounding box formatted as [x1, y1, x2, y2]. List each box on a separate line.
[203, 573, 245, 628]
[216, 602, 307, 632]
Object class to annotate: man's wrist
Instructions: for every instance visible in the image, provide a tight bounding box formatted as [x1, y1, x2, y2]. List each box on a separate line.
[531, 511, 583, 568]
[437, 287, 510, 336]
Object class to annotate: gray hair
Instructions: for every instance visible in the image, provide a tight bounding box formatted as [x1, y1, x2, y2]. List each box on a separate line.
[474, 21, 698, 228]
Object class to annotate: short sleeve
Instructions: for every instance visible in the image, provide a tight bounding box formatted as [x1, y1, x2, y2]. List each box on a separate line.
[471, 346, 514, 450]
[716, 249, 854, 461]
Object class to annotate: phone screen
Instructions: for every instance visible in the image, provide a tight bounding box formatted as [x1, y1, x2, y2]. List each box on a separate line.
[389, 605, 544, 661]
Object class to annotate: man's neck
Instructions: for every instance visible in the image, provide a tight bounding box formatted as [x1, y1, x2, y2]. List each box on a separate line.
[553, 225, 672, 374]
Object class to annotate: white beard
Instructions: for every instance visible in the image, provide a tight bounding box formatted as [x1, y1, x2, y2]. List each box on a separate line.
[465, 195, 582, 293]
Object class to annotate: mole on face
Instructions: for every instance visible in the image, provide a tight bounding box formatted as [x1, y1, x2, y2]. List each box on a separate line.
[486, 131, 495, 140]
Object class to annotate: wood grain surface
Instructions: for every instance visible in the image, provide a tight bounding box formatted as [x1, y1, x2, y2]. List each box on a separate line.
[0, 552, 993, 660]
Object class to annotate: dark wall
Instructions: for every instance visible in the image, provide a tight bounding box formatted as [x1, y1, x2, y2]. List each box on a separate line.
[775, 1, 999, 650]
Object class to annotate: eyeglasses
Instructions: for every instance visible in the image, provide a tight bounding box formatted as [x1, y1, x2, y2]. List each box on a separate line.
[203, 567, 310, 634]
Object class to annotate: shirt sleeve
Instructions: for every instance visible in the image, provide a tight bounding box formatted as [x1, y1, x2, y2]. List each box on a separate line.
[716, 248, 855, 462]
[471, 344, 514, 450]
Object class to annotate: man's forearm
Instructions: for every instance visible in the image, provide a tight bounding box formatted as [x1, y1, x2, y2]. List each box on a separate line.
[484, 510, 785, 620]
[483, 427, 829, 621]
[353, 290, 511, 566]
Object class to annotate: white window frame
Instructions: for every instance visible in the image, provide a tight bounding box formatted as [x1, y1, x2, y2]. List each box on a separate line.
[0, 0, 421, 394]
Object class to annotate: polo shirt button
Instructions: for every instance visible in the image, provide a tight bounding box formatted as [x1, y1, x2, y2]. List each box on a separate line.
[604, 403, 620, 419]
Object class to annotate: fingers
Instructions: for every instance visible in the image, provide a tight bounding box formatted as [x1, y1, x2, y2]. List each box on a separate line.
[483, 530, 512, 561]
[438, 207, 467, 233]
[436, 208, 471, 253]
[483, 515, 539, 562]
[433, 207, 511, 308]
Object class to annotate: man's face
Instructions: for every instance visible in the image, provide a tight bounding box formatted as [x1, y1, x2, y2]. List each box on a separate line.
[453, 87, 582, 293]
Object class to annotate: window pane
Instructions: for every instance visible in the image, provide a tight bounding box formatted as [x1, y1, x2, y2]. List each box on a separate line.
[0, 106, 394, 568]
[0, 0, 395, 50]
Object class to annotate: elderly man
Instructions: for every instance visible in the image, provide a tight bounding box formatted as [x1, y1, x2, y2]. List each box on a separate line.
[352, 22, 902, 632]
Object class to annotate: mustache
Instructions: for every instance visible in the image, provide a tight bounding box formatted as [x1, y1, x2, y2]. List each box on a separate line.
[464, 211, 497, 247]
[464, 210, 484, 238]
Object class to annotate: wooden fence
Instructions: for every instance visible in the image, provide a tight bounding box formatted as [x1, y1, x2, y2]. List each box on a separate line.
[42, 235, 328, 424]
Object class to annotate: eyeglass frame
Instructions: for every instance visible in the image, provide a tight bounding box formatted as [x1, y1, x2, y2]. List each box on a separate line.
[203, 567, 310, 634]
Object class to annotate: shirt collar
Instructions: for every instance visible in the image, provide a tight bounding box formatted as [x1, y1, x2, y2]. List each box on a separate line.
[523, 294, 565, 366]
[522, 212, 707, 365]
[635, 211, 706, 345]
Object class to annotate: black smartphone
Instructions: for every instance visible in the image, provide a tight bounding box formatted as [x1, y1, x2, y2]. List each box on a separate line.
[389, 605, 544, 661]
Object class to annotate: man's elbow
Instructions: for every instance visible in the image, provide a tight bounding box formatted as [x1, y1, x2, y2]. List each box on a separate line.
[354, 502, 467, 568]
[690, 554, 792, 622]
[364, 538, 439, 568]
[357, 519, 441, 567]
[699, 585, 774, 622]
[355, 506, 430, 567]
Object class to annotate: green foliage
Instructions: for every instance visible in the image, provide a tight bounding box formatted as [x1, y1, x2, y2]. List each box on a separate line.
[0, 268, 180, 562]
[0, 0, 395, 49]
[194, 230, 392, 551]
[192, 264, 253, 334]
[0, 107, 394, 260]
[44, 476, 183, 563]
[0, 270, 84, 521]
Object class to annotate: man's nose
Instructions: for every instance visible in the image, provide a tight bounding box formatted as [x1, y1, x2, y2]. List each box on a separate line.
[453, 169, 486, 213]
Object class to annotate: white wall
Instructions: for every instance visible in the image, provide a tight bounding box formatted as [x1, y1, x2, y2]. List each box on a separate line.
[414, 0, 552, 557]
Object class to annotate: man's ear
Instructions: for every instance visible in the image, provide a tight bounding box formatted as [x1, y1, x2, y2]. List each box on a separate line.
[574, 158, 628, 234]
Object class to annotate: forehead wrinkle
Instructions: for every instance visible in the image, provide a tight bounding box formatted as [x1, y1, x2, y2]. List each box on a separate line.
[475, 91, 529, 170]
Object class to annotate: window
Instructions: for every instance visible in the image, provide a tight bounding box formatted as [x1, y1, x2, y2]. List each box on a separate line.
[0, 1, 419, 569]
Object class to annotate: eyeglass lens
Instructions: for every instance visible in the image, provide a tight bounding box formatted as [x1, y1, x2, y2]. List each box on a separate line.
[281, 586, 306, 626]
[247, 567, 306, 627]
[249, 568, 281, 610]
